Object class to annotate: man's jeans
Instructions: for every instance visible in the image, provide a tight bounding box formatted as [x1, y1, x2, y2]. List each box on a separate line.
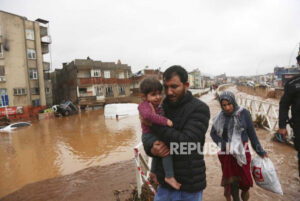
[154, 186, 203, 201]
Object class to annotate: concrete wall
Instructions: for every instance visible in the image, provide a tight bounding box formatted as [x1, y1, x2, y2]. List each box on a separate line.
[0, 11, 47, 108]
[236, 85, 283, 99]
[0, 11, 30, 106]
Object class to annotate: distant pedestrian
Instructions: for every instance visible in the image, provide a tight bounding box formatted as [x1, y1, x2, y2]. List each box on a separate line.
[138, 76, 181, 190]
[211, 91, 268, 201]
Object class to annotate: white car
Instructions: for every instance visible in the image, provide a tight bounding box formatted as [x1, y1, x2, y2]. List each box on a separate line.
[247, 81, 255, 87]
[0, 122, 31, 132]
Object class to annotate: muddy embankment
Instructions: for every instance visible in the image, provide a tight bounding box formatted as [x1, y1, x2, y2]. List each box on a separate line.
[1, 160, 136, 201]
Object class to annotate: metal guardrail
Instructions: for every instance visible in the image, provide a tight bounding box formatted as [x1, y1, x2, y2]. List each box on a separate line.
[236, 96, 279, 131]
[216, 84, 279, 132]
[236, 96, 293, 140]
[133, 143, 155, 198]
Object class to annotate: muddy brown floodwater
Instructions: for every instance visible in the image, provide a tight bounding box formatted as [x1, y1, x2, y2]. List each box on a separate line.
[0, 90, 299, 201]
[0, 109, 141, 198]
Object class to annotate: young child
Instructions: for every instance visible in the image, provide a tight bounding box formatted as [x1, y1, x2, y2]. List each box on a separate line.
[138, 77, 181, 190]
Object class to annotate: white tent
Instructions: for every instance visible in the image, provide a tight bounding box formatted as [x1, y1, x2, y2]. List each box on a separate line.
[104, 103, 139, 118]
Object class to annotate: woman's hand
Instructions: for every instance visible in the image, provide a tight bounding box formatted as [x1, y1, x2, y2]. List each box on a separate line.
[261, 153, 269, 158]
[279, 128, 288, 139]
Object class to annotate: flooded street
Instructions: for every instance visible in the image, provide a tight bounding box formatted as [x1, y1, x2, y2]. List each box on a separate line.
[0, 109, 141, 198]
[1, 90, 299, 201]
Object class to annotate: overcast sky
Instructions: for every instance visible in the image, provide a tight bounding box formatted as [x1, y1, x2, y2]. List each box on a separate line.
[1, 0, 300, 76]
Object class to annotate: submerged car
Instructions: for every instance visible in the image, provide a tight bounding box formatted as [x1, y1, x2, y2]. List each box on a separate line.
[0, 122, 31, 132]
[52, 101, 78, 117]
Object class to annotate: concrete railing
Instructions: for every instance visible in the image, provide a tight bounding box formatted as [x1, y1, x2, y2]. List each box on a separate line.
[190, 88, 210, 97]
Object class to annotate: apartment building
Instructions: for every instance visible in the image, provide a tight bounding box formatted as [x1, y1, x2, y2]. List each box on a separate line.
[52, 58, 132, 108]
[188, 69, 203, 89]
[0, 10, 52, 119]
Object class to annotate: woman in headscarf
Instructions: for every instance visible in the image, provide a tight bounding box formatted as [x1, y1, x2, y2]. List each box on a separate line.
[210, 91, 268, 201]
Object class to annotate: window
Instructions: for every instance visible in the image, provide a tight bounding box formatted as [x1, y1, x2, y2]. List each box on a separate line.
[25, 29, 35, 40]
[31, 87, 40, 95]
[29, 69, 38, 79]
[45, 87, 50, 94]
[0, 89, 8, 107]
[0, 44, 3, 58]
[127, 71, 131, 78]
[105, 86, 114, 97]
[118, 72, 125, 79]
[118, 86, 125, 95]
[95, 86, 103, 96]
[27, 49, 36, 59]
[44, 72, 50, 80]
[13, 88, 26, 96]
[32, 99, 40, 106]
[79, 88, 88, 96]
[0, 66, 5, 76]
[92, 69, 101, 77]
[104, 70, 110, 78]
[0, 88, 7, 95]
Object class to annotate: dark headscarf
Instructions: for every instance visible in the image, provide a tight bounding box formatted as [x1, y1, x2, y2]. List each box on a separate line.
[219, 91, 239, 116]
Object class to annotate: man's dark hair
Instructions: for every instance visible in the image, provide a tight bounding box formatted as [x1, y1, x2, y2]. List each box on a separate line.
[297, 55, 300, 62]
[139, 76, 163, 95]
[163, 65, 188, 83]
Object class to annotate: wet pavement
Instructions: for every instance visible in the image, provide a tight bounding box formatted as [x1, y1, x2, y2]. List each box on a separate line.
[0, 90, 299, 201]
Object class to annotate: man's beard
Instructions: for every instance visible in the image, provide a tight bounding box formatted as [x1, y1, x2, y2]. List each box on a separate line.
[167, 87, 186, 103]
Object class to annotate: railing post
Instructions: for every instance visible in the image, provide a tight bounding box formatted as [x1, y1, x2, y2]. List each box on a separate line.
[134, 147, 142, 198]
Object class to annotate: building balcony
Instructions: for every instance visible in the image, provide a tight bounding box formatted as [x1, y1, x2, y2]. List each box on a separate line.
[40, 26, 48, 37]
[41, 35, 52, 44]
[43, 62, 50, 71]
[41, 43, 49, 54]
[0, 76, 6, 82]
[44, 72, 50, 80]
[79, 93, 91, 97]
[105, 92, 114, 97]
[78, 95, 105, 106]
[79, 95, 96, 100]
[78, 77, 131, 85]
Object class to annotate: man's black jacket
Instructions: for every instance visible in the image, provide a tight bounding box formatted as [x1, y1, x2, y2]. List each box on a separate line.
[144, 91, 210, 192]
[279, 74, 300, 128]
[279, 74, 300, 151]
